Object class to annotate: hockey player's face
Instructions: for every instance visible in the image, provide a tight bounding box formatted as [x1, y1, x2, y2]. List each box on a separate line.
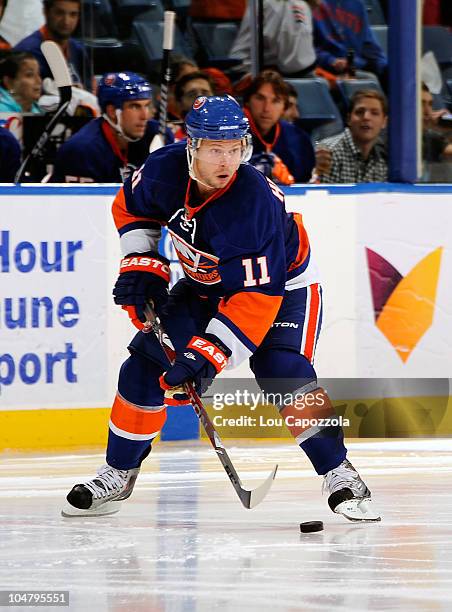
[247, 83, 286, 135]
[45, 1, 80, 39]
[194, 140, 242, 191]
[120, 99, 153, 139]
[348, 97, 387, 145]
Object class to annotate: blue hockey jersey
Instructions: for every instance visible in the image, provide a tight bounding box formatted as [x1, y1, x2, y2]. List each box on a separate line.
[0, 127, 21, 182]
[51, 118, 174, 183]
[113, 143, 320, 366]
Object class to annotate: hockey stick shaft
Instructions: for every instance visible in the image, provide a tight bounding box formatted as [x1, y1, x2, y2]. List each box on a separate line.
[15, 41, 72, 182]
[158, 11, 175, 141]
[143, 304, 277, 509]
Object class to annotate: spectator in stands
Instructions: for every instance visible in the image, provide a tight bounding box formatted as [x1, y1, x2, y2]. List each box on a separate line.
[189, 0, 246, 21]
[231, 0, 319, 79]
[167, 56, 199, 124]
[171, 56, 199, 83]
[172, 71, 214, 140]
[316, 89, 387, 183]
[313, 0, 387, 87]
[243, 70, 315, 184]
[0, 124, 21, 181]
[0, 52, 42, 113]
[422, 82, 452, 162]
[282, 81, 301, 123]
[14, 0, 90, 89]
[51, 72, 174, 183]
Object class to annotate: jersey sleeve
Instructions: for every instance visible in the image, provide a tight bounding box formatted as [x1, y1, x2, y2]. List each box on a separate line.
[112, 146, 185, 255]
[0, 129, 21, 182]
[205, 175, 287, 367]
[112, 184, 164, 255]
[52, 140, 99, 183]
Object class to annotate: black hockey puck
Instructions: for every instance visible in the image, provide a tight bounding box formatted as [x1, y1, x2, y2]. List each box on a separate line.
[299, 521, 324, 533]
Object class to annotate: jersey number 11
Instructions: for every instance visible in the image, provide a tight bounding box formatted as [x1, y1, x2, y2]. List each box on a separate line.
[242, 256, 271, 287]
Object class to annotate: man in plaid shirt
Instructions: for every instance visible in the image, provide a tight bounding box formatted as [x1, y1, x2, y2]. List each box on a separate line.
[317, 89, 388, 183]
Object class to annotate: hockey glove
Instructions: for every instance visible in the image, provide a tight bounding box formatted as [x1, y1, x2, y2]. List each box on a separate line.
[160, 334, 231, 396]
[113, 252, 170, 330]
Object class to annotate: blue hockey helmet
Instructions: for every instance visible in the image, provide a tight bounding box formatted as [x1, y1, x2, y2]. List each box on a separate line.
[97, 72, 152, 112]
[185, 95, 250, 140]
[185, 95, 252, 183]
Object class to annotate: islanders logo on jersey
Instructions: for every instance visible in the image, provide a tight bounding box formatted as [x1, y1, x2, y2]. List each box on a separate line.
[366, 247, 443, 362]
[168, 230, 221, 285]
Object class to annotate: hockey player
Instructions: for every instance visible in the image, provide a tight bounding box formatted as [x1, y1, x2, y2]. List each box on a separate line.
[51, 72, 174, 183]
[62, 95, 380, 523]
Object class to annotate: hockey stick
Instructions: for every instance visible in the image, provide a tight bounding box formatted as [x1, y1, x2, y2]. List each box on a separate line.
[143, 304, 278, 509]
[149, 11, 175, 154]
[15, 41, 72, 183]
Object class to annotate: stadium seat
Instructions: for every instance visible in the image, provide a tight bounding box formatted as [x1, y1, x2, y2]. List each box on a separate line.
[336, 78, 383, 112]
[371, 25, 388, 55]
[190, 22, 240, 68]
[80, 0, 119, 39]
[116, 0, 163, 18]
[133, 20, 193, 70]
[422, 26, 452, 67]
[286, 78, 343, 139]
[364, 0, 386, 25]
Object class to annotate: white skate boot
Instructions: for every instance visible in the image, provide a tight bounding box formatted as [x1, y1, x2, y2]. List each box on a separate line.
[61, 464, 140, 517]
[323, 459, 381, 522]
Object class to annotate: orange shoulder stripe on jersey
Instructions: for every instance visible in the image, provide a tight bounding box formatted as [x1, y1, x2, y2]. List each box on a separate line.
[112, 187, 162, 231]
[110, 393, 167, 435]
[218, 291, 283, 347]
[303, 283, 321, 363]
[288, 212, 310, 272]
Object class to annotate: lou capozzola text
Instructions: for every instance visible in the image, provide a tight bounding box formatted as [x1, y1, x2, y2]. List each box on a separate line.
[210, 390, 350, 429]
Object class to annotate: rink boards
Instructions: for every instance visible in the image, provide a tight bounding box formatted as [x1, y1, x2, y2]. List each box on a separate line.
[1, 184, 452, 450]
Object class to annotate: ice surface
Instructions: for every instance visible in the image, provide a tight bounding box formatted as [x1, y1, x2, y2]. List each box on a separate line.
[1, 440, 452, 611]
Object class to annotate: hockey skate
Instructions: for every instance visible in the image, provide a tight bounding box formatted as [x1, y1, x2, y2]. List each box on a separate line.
[61, 464, 140, 517]
[323, 459, 381, 522]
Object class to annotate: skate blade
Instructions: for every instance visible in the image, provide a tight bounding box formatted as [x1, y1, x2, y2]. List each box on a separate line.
[61, 501, 122, 518]
[334, 497, 381, 522]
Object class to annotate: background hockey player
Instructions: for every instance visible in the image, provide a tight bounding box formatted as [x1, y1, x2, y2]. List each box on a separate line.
[51, 71, 174, 183]
[62, 95, 380, 523]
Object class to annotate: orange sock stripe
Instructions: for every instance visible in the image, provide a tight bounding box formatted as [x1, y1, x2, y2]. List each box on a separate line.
[279, 387, 335, 438]
[110, 393, 167, 435]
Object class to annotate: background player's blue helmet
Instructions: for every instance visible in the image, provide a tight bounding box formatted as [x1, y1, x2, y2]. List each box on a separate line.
[98, 72, 152, 112]
[185, 95, 250, 140]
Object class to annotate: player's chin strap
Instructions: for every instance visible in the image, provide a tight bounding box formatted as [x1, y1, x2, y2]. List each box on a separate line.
[102, 109, 142, 143]
[186, 136, 253, 188]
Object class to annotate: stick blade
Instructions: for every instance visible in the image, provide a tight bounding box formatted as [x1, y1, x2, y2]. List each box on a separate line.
[41, 41, 72, 88]
[240, 464, 278, 509]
